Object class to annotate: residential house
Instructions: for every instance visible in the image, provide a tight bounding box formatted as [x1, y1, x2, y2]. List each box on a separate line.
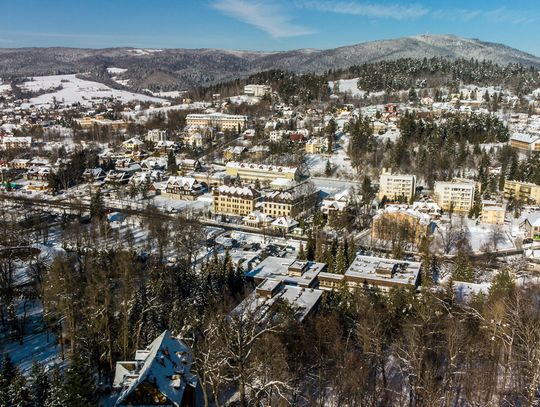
[262, 182, 319, 219]
[113, 330, 201, 407]
[504, 180, 540, 203]
[434, 179, 476, 212]
[378, 172, 417, 201]
[162, 176, 204, 200]
[225, 161, 301, 182]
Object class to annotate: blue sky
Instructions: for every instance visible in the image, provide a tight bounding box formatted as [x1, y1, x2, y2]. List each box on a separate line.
[1, 0, 540, 55]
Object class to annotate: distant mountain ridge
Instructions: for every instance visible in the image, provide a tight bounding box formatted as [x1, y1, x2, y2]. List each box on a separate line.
[0, 34, 538, 91]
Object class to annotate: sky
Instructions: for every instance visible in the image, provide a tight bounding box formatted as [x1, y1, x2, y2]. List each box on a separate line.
[1, 0, 540, 55]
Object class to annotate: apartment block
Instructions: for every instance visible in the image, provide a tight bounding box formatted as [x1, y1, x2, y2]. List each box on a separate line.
[433, 179, 476, 212]
[378, 173, 417, 201]
[504, 180, 540, 203]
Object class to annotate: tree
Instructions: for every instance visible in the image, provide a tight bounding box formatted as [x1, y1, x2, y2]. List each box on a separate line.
[28, 361, 49, 407]
[167, 150, 178, 175]
[89, 189, 105, 220]
[44, 367, 69, 407]
[8, 370, 31, 407]
[64, 352, 96, 406]
[325, 160, 332, 177]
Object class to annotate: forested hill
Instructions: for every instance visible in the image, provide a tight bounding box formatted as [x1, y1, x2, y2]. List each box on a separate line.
[0, 34, 539, 91]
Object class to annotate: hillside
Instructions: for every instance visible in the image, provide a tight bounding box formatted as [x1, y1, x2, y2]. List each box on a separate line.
[0, 34, 538, 91]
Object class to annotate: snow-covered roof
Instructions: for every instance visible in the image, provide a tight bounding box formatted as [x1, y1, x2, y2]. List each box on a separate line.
[216, 185, 258, 197]
[114, 330, 199, 407]
[510, 133, 540, 144]
[166, 176, 198, 189]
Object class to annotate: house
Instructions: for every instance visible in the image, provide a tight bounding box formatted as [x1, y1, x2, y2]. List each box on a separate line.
[185, 132, 206, 148]
[25, 167, 51, 182]
[105, 170, 132, 185]
[162, 176, 204, 200]
[271, 216, 299, 232]
[155, 140, 177, 154]
[10, 158, 30, 170]
[433, 179, 476, 212]
[113, 330, 202, 407]
[178, 159, 202, 173]
[243, 211, 274, 228]
[321, 189, 352, 214]
[248, 145, 270, 161]
[212, 185, 261, 216]
[122, 137, 145, 151]
[521, 212, 540, 240]
[223, 146, 247, 161]
[305, 137, 327, 154]
[378, 171, 417, 201]
[0, 136, 32, 150]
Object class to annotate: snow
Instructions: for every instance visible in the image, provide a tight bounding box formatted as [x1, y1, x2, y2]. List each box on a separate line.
[19, 74, 165, 108]
[106, 67, 128, 74]
[127, 48, 163, 56]
[329, 78, 366, 98]
[228, 94, 260, 105]
[146, 90, 186, 98]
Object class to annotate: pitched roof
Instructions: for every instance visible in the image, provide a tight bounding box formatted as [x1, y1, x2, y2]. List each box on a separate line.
[114, 330, 199, 407]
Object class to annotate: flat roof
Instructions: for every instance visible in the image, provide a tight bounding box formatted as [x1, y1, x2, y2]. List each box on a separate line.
[246, 256, 326, 287]
[345, 255, 421, 287]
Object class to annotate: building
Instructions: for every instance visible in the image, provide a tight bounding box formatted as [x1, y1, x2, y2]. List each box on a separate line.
[225, 161, 301, 182]
[0, 136, 32, 150]
[113, 330, 201, 407]
[246, 256, 327, 287]
[243, 211, 274, 228]
[433, 179, 476, 212]
[223, 146, 247, 161]
[146, 129, 167, 143]
[162, 177, 205, 200]
[244, 84, 271, 97]
[342, 255, 421, 291]
[371, 206, 435, 246]
[321, 189, 353, 214]
[378, 172, 417, 201]
[186, 113, 248, 131]
[521, 212, 540, 240]
[262, 182, 319, 219]
[122, 137, 145, 151]
[231, 278, 323, 323]
[481, 201, 506, 225]
[212, 185, 261, 216]
[305, 137, 327, 154]
[509, 133, 540, 152]
[504, 180, 540, 203]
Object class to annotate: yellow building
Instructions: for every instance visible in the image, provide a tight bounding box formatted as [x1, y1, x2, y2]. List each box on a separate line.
[262, 182, 319, 219]
[371, 207, 433, 246]
[509, 133, 540, 152]
[225, 162, 300, 182]
[186, 113, 248, 131]
[305, 137, 327, 154]
[212, 185, 261, 216]
[481, 201, 506, 225]
[504, 180, 540, 203]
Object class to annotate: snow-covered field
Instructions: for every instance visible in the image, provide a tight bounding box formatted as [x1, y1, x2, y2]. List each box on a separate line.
[329, 78, 365, 98]
[305, 134, 355, 178]
[19, 74, 165, 108]
[146, 90, 186, 98]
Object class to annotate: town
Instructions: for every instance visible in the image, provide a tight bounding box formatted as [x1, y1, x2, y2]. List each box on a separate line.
[2, 5, 540, 406]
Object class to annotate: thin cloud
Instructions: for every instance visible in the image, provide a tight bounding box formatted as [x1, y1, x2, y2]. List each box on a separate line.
[211, 0, 314, 38]
[433, 7, 540, 24]
[296, 0, 429, 20]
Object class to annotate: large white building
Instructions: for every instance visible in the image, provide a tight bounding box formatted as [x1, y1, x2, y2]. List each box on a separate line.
[244, 84, 271, 97]
[378, 173, 417, 201]
[434, 179, 476, 212]
[186, 113, 248, 131]
[145, 129, 167, 143]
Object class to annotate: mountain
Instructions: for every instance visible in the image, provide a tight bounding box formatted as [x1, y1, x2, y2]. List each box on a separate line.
[0, 34, 538, 91]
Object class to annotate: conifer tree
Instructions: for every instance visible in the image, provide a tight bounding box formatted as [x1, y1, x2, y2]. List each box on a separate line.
[64, 352, 96, 407]
[8, 370, 31, 407]
[28, 361, 49, 407]
[306, 232, 315, 261]
[44, 367, 69, 407]
[335, 242, 348, 274]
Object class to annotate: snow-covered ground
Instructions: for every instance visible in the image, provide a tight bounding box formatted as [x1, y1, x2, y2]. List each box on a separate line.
[146, 90, 186, 99]
[19, 74, 165, 108]
[305, 134, 355, 178]
[228, 95, 260, 105]
[329, 78, 365, 98]
[127, 48, 163, 56]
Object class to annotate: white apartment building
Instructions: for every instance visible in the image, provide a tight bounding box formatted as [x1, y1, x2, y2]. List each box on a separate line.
[434, 179, 476, 212]
[244, 84, 271, 97]
[145, 129, 167, 143]
[378, 173, 417, 201]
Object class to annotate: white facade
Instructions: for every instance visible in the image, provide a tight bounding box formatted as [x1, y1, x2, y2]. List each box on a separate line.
[378, 173, 417, 201]
[434, 179, 476, 212]
[244, 84, 271, 97]
[146, 129, 167, 143]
